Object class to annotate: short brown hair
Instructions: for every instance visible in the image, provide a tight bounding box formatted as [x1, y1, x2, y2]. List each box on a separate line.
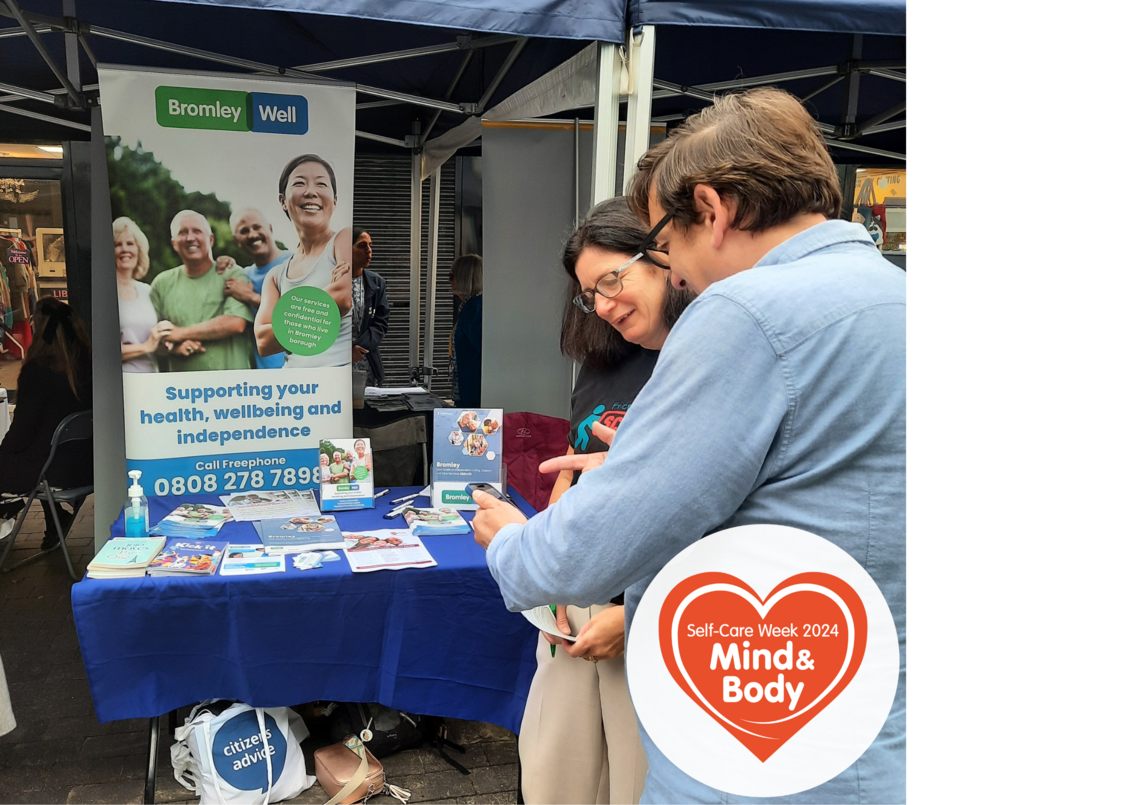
[630, 88, 843, 232]
[450, 254, 483, 298]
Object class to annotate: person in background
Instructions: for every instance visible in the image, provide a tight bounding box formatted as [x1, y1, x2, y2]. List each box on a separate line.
[449, 254, 483, 406]
[113, 217, 165, 373]
[472, 87, 906, 804]
[0, 299, 93, 547]
[350, 229, 390, 385]
[150, 210, 254, 371]
[519, 197, 691, 805]
[218, 208, 290, 369]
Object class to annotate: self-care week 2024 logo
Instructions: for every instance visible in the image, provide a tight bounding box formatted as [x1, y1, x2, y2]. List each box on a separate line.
[626, 525, 901, 798]
[155, 86, 308, 135]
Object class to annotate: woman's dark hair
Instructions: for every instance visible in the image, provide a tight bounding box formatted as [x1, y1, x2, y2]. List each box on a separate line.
[26, 298, 91, 397]
[560, 197, 691, 370]
[278, 154, 338, 202]
[352, 228, 368, 244]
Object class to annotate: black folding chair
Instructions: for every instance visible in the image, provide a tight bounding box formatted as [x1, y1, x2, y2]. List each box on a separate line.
[0, 410, 94, 581]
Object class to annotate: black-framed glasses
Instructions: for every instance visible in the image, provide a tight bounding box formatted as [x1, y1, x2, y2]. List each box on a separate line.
[639, 210, 675, 269]
[572, 252, 644, 313]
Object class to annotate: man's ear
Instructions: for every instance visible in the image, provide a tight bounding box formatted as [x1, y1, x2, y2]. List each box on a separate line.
[692, 184, 733, 249]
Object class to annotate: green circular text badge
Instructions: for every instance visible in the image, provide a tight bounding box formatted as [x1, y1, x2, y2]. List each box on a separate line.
[272, 287, 340, 356]
[353, 466, 369, 481]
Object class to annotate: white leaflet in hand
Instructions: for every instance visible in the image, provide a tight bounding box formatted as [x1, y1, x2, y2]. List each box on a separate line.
[522, 606, 578, 642]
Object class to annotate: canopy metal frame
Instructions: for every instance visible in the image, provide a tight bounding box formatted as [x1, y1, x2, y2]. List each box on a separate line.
[0, 4, 905, 376]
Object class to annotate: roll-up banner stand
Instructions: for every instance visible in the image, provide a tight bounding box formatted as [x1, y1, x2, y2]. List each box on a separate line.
[101, 66, 356, 496]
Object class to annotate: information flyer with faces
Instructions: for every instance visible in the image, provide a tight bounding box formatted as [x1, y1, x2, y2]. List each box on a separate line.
[432, 408, 504, 509]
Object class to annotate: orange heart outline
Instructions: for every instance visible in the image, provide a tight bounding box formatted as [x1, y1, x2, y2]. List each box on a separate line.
[658, 571, 868, 763]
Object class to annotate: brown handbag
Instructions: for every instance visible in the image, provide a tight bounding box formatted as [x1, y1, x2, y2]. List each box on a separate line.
[314, 735, 410, 805]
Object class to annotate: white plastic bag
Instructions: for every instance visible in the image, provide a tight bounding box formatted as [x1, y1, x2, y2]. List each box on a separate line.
[171, 700, 316, 804]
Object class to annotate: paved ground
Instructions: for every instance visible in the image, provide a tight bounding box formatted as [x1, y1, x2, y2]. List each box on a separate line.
[0, 499, 522, 804]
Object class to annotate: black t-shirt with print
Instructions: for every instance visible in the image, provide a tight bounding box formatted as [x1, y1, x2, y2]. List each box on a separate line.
[568, 346, 659, 458]
[567, 347, 659, 606]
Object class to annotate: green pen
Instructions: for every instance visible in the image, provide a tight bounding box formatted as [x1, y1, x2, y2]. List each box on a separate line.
[549, 605, 558, 657]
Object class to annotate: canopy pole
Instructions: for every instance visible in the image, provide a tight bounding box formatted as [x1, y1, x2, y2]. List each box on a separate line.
[63, 0, 80, 86]
[623, 26, 656, 192]
[3, 0, 82, 106]
[410, 148, 423, 377]
[590, 43, 622, 205]
[424, 167, 441, 379]
[838, 35, 863, 140]
[0, 102, 90, 131]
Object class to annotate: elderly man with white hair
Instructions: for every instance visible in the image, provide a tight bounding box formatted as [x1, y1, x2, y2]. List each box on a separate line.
[148, 209, 254, 371]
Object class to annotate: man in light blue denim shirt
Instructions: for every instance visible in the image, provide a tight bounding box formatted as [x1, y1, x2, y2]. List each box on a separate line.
[473, 89, 905, 804]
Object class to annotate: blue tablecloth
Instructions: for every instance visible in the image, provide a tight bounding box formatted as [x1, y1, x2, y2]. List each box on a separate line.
[71, 488, 538, 732]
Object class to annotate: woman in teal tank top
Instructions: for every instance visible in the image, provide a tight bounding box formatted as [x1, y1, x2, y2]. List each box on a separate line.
[254, 154, 353, 367]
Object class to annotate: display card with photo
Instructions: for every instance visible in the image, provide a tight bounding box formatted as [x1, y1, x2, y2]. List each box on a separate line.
[318, 437, 374, 511]
[432, 408, 503, 510]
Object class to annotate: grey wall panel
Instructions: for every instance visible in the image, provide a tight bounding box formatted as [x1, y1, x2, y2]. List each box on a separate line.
[88, 110, 126, 550]
[483, 127, 576, 419]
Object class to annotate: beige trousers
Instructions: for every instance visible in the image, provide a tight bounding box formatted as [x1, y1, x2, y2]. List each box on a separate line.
[518, 603, 648, 805]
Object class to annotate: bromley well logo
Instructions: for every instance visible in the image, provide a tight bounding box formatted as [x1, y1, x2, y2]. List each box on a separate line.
[156, 86, 308, 134]
[626, 525, 899, 797]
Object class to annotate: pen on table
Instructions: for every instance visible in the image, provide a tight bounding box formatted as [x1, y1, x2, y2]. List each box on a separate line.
[372, 488, 391, 499]
[383, 502, 414, 520]
[550, 605, 558, 657]
[389, 493, 419, 505]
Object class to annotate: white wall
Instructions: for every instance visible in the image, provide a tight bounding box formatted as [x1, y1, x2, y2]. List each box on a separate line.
[482, 126, 584, 419]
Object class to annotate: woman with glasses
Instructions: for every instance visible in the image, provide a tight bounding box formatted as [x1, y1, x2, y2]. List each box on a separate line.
[517, 197, 689, 805]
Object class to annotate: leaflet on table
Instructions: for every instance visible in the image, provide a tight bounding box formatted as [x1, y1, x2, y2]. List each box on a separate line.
[403, 506, 471, 536]
[318, 438, 375, 511]
[219, 489, 319, 522]
[257, 515, 345, 552]
[364, 386, 427, 397]
[343, 530, 437, 572]
[148, 502, 233, 537]
[431, 409, 503, 510]
[522, 605, 579, 642]
[219, 544, 286, 576]
[147, 539, 227, 576]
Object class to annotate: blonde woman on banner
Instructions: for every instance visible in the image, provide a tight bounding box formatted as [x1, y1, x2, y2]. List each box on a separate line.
[113, 216, 167, 373]
[254, 154, 352, 367]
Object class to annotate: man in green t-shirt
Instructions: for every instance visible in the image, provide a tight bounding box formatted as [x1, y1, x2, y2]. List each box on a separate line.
[151, 210, 254, 372]
[327, 451, 350, 483]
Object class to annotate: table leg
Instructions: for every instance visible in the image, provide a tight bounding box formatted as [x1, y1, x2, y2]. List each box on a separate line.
[145, 715, 159, 804]
[432, 720, 470, 775]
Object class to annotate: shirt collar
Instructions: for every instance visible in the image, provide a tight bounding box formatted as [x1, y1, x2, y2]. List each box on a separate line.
[756, 220, 878, 268]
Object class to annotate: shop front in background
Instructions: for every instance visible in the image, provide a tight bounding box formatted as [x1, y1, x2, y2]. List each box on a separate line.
[1, 173, 69, 395]
[853, 168, 906, 256]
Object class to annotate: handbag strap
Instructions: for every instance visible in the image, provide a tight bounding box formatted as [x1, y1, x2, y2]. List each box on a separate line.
[256, 709, 273, 805]
[323, 737, 370, 805]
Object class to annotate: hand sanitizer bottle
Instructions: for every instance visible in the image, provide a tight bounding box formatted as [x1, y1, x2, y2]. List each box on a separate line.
[124, 470, 149, 537]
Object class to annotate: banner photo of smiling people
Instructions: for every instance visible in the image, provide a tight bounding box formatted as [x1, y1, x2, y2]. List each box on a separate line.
[101, 66, 356, 497]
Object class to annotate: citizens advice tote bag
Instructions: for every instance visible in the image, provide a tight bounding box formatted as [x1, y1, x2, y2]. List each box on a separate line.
[172, 700, 315, 804]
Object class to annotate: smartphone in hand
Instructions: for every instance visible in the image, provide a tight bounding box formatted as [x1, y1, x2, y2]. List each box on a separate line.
[466, 483, 521, 510]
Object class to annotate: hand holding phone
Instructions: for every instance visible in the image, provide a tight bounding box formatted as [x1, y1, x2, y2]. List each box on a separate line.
[466, 483, 521, 510]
